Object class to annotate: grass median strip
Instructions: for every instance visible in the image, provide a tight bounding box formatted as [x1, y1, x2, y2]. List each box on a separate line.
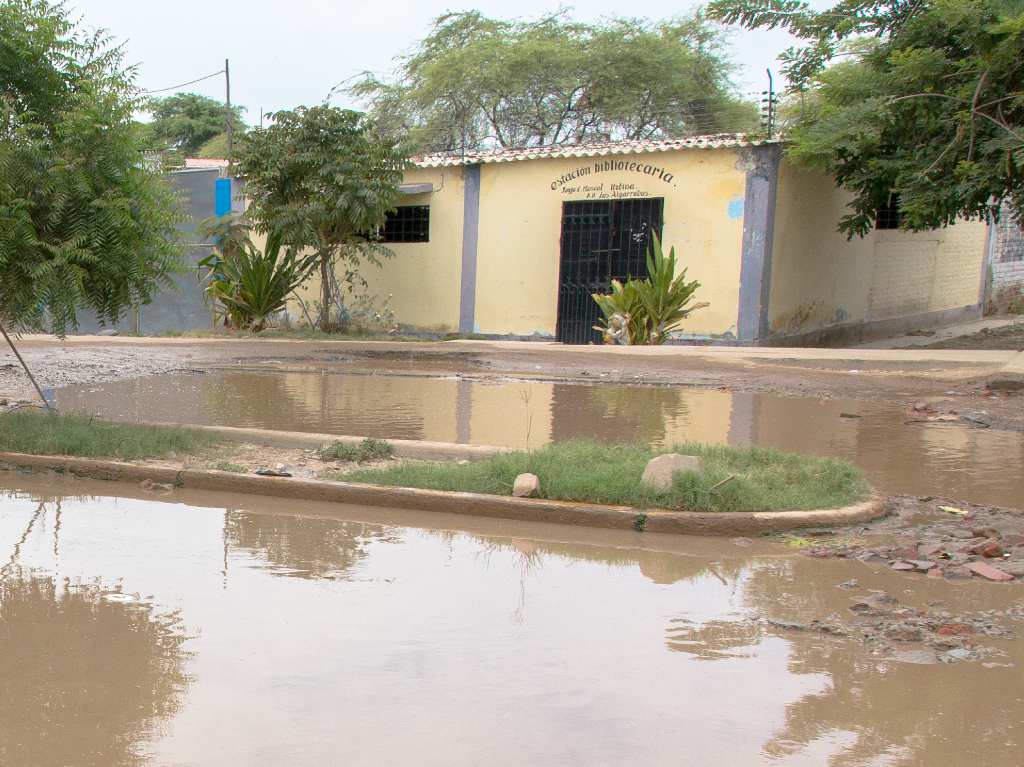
[338, 441, 870, 513]
[0, 411, 219, 461]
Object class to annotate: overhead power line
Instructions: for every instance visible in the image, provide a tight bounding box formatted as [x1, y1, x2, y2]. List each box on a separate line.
[141, 69, 225, 96]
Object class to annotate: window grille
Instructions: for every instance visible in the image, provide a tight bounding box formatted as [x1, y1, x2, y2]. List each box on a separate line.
[875, 194, 902, 230]
[382, 206, 429, 243]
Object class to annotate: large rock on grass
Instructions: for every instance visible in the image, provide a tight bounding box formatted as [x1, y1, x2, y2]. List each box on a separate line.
[641, 453, 703, 492]
[512, 473, 540, 498]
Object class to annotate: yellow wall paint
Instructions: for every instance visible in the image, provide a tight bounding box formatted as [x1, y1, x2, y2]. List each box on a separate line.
[289, 166, 465, 331]
[473, 149, 748, 336]
[769, 162, 987, 336]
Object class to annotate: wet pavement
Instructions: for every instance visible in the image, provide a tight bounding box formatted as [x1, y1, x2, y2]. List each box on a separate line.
[57, 370, 1024, 507]
[1, 474, 1021, 766]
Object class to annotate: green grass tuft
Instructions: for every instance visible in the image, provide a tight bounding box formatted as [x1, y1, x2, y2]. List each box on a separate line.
[339, 440, 870, 513]
[317, 437, 394, 463]
[0, 411, 219, 461]
[212, 461, 246, 473]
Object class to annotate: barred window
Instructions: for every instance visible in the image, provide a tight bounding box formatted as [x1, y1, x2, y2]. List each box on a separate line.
[875, 194, 902, 230]
[382, 206, 430, 243]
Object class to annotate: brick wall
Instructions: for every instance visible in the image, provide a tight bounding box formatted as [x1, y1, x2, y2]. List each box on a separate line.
[991, 204, 1024, 302]
[866, 221, 987, 321]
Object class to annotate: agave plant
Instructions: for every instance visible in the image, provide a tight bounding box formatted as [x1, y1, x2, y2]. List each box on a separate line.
[592, 233, 708, 345]
[198, 228, 318, 332]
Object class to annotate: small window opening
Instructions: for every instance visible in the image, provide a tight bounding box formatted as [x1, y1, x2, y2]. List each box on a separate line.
[382, 206, 430, 243]
[875, 194, 902, 230]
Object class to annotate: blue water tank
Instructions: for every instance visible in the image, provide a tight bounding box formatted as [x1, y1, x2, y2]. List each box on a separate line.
[215, 177, 232, 216]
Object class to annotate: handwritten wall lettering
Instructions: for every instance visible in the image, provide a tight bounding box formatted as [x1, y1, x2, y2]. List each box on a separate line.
[550, 161, 676, 191]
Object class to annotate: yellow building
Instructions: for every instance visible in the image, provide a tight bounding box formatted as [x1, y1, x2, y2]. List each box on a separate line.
[292, 136, 990, 345]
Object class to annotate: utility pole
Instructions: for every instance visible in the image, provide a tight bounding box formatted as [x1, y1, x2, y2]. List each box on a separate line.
[0, 323, 54, 413]
[761, 69, 778, 139]
[225, 58, 233, 172]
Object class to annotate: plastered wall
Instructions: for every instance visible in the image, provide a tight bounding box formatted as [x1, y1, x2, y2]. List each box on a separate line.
[289, 166, 465, 331]
[769, 162, 987, 338]
[471, 149, 748, 337]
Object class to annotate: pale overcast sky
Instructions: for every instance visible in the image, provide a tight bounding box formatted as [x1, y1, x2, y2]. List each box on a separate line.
[69, 0, 831, 123]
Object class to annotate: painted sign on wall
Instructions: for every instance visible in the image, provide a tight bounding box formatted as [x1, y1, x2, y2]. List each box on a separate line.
[549, 160, 678, 199]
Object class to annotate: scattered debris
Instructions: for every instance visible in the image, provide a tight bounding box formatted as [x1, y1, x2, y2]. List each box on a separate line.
[709, 474, 737, 492]
[139, 479, 174, 493]
[960, 414, 991, 428]
[765, 588, 1021, 665]
[965, 561, 1015, 582]
[255, 465, 293, 478]
[791, 496, 1024, 583]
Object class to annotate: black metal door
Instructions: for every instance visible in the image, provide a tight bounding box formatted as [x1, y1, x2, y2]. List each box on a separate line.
[556, 197, 664, 344]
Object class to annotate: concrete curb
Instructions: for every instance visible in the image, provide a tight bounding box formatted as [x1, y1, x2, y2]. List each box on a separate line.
[988, 351, 1024, 391]
[0, 452, 888, 535]
[142, 422, 510, 461]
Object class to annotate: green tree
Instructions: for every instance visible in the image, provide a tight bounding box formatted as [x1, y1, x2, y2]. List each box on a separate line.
[0, 0, 182, 335]
[236, 106, 408, 329]
[348, 11, 758, 154]
[147, 92, 244, 156]
[196, 131, 231, 158]
[709, 0, 1024, 235]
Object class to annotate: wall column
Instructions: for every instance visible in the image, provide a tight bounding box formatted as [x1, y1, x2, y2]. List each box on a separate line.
[736, 145, 782, 343]
[458, 164, 482, 334]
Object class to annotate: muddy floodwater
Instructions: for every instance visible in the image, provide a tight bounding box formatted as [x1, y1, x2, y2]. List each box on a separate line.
[57, 370, 1024, 507]
[0, 474, 1021, 766]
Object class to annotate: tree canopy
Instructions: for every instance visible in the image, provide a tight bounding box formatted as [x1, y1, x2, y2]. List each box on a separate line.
[348, 11, 758, 154]
[146, 92, 244, 156]
[236, 106, 408, 329]
[195, 131, 232, 159]
[709, 0, 1024, 235]
[0, 0, 182, 334]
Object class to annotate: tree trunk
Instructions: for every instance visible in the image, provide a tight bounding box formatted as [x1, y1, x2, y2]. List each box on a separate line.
[318, 255, 331, 330]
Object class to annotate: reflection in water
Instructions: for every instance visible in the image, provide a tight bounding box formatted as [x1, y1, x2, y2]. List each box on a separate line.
[0, 566, 189, 767]
[744, 557, 1022, 766]
[226, 512, 401, 580]
[1, 477, 1021, 766]
[56, 370, 1024, 506]
[665, 617, 762, 660]
[550, 383, 687, 445]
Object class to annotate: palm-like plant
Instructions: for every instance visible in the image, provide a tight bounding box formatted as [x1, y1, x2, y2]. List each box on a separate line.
[199, 228, 318, 332]
[592, 233, 708, 345]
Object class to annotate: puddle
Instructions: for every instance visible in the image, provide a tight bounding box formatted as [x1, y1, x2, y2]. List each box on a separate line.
[56, 371, 1024, 506]
[0, 474, 1020, 766]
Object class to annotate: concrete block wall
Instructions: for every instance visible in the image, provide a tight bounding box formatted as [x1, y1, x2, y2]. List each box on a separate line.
[74, 168, 222, 335]
[990, 205, 1024, 308]
[868, 222, 987, 321]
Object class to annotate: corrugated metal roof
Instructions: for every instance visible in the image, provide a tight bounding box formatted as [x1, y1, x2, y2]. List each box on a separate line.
[413, 134, 769, 168]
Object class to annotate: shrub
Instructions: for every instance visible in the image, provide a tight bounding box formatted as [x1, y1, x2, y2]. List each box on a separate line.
[317, 438, 394, 463]
[592, 233, 708, 344]
[198, 219, 318, 332]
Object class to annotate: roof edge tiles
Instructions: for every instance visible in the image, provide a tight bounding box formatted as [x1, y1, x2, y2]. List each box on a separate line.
[412, 134, 773, 168]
